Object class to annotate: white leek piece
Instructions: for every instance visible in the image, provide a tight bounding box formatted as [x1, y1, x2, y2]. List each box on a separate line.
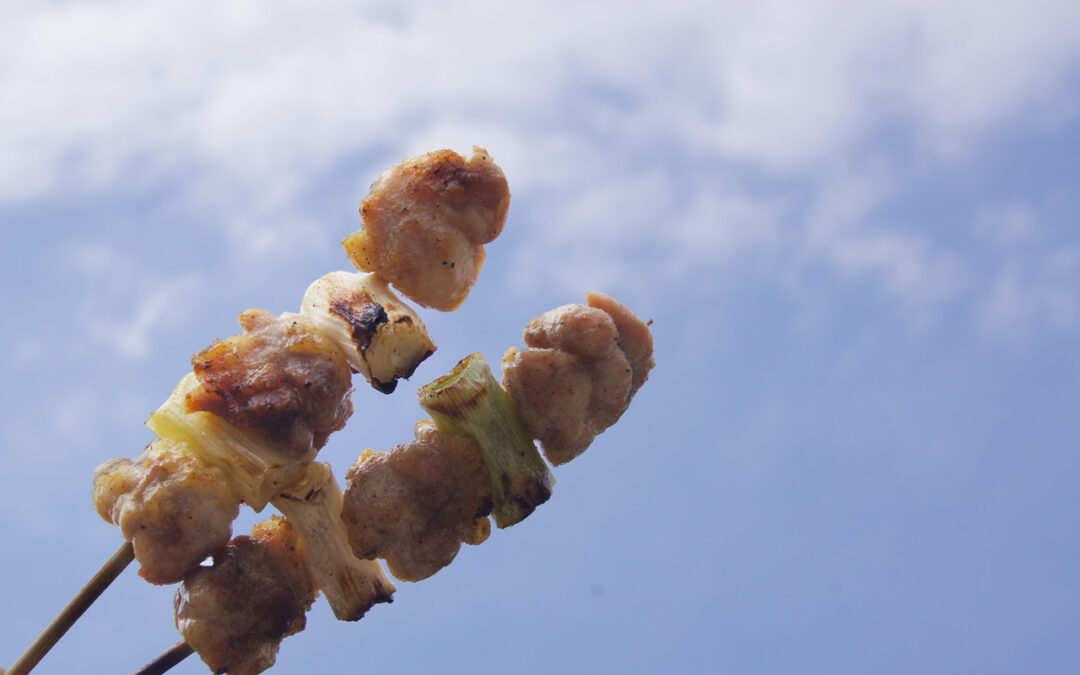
[418, 353, 553, 528]
[272, 463, 396, 621]
[301, 272, 436, 393]
[147, 373, 309, 511]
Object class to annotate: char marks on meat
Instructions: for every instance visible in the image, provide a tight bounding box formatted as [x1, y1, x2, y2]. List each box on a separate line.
[343, 147, 510, 311]
[502, 294, 654, 465]
[341, 421, 492, 582]
[175, 517, 316, 675]
[185, 309, 354, 460]
[93, 439, 240, 585]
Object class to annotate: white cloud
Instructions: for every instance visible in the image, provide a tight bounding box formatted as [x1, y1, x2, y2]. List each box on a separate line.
[975, 204, 1039, 246]
[694, 0, 1080, 166]
[794, 165, 969, 323]
[673, 188, 781, 266]
[87, 274, 203, 359]
[6, 1, 1077, 199]
[56, 238, 207, 359]
[900, 1, 1080, 150]
[825, 226, 968, 323]
[969, 197, 1080, 338]
[978, 251, 1080, 338]
[2, 0, 1079, 333]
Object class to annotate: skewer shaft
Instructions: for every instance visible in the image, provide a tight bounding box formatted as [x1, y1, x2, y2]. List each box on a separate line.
[6, 541, 135, 675]
[134, 641, 194, 675]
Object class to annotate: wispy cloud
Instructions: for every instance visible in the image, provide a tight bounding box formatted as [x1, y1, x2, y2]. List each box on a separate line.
[975, 204, 1039, 246]
[2, 0, 1078, 336]
[7, 2, 1077, 192]
[54, 238, 206, 359]
[87, 274, 203, 359]
[977, 247, 1080, 339]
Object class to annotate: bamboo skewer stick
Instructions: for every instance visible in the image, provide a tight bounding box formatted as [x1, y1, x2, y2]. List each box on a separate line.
[133, 641, 194, 675]
[6, 541, 135, 675]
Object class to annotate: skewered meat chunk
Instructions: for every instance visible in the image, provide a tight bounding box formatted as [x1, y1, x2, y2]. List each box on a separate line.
[93, 439, 240, 585]
[341, 421, 492, 582]
[186, 309, 354, 460]
[175, 517, 316, 675]
[343, 147, 511, 311]
[501, 294, 654, 465]
[583, 292, 654, 396]
[301, 271, 436, 393]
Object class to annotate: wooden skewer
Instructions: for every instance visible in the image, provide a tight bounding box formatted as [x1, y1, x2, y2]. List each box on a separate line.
[6, 541, 135, 675]
[133, 641, 194, 675]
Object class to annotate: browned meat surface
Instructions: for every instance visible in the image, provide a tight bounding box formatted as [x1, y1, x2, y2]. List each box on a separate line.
[186, 309, 354, 460]
[93, 439, 240, 584]
[502, 294, 654, 465]
[175, 516, 316, 675]
[585, 292, 655, 396]
[341, 421, 492, 581]
[343, 147, 510, 311]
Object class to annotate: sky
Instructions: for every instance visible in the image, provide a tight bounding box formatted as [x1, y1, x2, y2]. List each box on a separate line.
[2, 1, 1079, 673]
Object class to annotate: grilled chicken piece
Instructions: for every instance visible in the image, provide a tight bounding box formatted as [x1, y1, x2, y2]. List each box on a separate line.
[175, 517, 316, 675]
[186, 309, 354, 460]
[301, 271, 436, 393]
[343, 147, 511, 311]
[583, 292, 654, 396]
[93, 439, 240, 584]
[341, 421, 492, 582]
[502, 293, 654, 465]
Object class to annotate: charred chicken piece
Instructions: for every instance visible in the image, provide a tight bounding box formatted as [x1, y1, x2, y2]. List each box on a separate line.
[93, 439, 240, 585]
[301, 271, 436, 394]
[343, 147, 511, 311]
[186, 308, 354, 460]
[175, 517, 316, 675]
[502, 293, 654, 465]
[341, 421, 492, 582]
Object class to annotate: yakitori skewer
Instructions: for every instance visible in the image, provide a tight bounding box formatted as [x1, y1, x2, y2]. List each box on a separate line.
[6, 146, 656, 675]
[6, 542, 134, 675]
[6, 146, 504, 674]
[133, 641, 194, 675]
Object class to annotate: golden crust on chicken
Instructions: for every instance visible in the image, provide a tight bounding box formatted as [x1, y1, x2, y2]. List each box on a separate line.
[343, 147, 510, 311]
[584, 292, 654, 396]
[92, 439, 240, 585]
[341, 421, 492, 582]
[186, 309, 354, 459]
[502, 294, 654, 465]
[175, 517, 316, 675]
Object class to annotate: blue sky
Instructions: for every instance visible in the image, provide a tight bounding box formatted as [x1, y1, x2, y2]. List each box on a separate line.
[2, 2, 1079, 673]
